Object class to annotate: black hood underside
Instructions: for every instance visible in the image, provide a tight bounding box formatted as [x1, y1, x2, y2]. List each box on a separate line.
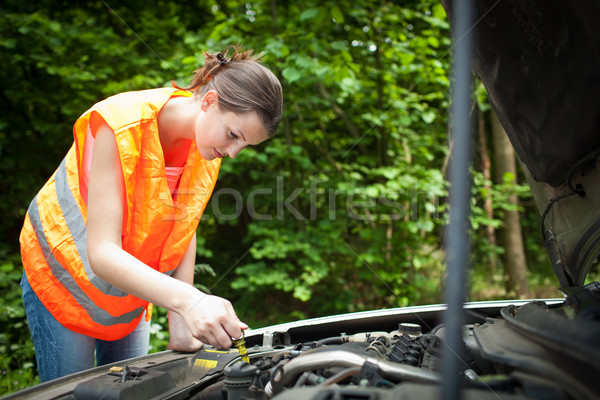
[442, 0, 600, 288]
[470, 0, 600, 188]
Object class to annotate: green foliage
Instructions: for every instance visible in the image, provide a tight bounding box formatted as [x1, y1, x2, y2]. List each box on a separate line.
[149, 307, 169, 354]
[0, 0, 555, 394]
[190, 0, 454, 326]
[0, 247, 39, 395]
[468, 168, 534, 276]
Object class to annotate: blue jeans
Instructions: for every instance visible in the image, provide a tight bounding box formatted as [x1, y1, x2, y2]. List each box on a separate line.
[21, 273, 150, 382]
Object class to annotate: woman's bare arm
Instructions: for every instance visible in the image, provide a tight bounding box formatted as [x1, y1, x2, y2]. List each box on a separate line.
[167, 232, 206, 352]
[86, 114, 245, 349]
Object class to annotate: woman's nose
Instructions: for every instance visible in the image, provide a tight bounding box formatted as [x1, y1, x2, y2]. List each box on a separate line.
[227, 142, 246, 159]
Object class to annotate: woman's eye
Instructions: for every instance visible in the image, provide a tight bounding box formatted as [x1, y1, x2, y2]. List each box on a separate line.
[229, 131, 239, 140]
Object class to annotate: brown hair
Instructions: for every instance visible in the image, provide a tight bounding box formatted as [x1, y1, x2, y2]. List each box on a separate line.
[174, 45, 283, 136]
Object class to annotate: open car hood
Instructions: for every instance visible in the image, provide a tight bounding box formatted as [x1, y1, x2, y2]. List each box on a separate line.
[461, 0, 600, 288]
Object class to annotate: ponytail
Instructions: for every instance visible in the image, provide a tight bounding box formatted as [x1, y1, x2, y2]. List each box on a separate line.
[174, 45, 283, 136]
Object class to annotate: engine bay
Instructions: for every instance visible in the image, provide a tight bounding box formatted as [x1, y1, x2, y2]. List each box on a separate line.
[48, 286, 597, 400]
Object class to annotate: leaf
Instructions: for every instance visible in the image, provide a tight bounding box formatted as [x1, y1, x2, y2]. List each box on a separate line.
[331, 5, 345, 23]
[502, 171, 516, 184]
[282, 66, 302, 83]
[400, 115, 412, 126]
[293, 285, 312, 302]
[300, 8, 320, 21]
[421, 110, 436, 123]
[181, 56, 197, 65]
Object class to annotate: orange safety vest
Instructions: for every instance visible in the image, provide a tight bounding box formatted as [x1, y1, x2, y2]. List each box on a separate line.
[20, 88, 221, 340]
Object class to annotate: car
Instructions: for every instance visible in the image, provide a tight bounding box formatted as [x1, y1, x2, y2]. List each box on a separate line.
[3, 1, 600, 399]
[0, 299, 570, 400]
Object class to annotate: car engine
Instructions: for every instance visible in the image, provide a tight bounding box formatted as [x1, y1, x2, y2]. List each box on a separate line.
[205, 299, 598, 400]
[49, 285, 595, 400]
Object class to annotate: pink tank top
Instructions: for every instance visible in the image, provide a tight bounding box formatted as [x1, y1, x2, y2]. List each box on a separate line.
[80, 126, 184, 204]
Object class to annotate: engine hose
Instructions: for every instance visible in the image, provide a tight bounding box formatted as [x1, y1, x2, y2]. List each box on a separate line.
[319, 366, 362, 386]
[264, 349, 440, 398]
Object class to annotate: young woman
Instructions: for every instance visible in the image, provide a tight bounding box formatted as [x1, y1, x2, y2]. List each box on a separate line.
[19, 46, 283, 382]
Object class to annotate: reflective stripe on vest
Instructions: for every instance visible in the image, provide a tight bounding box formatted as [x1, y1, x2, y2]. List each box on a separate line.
[28, 193, 145, 325]
[26, 158, 155, 326]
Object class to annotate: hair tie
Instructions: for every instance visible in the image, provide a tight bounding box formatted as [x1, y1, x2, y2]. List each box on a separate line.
[216, 53, 228, 66]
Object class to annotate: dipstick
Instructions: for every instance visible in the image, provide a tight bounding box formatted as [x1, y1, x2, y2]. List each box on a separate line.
[232, 332, 250, 363]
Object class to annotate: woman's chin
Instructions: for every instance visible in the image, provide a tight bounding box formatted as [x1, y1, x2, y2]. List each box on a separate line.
[197, 147, 216, 161]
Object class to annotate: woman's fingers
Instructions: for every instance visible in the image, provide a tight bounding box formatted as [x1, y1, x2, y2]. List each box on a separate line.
[167, 311, 205, 352]
[183, 294, 247, 349]
[220, 301, 248, 342]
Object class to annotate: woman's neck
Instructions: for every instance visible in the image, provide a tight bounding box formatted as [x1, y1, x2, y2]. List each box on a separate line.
[158, 95, 198, 167]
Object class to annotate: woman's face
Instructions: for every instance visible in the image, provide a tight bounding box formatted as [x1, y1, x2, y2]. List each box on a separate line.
[194, 92, 269, 161]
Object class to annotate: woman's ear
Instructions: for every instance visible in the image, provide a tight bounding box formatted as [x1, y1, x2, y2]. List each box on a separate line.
[200, 90, 219, 111]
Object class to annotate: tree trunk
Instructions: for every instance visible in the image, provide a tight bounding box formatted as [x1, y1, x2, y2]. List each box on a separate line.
[477, 109, 497, 273]
[491, 111, 530, 298]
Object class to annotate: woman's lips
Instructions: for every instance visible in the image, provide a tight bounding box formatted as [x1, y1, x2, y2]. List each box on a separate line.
[213, 149, 224, 158]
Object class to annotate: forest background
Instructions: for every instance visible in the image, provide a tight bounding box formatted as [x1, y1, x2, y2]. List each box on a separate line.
[0, 0, 579, 394]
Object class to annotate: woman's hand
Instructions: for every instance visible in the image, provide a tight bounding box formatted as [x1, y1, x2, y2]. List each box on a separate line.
[167, 310, 204, 352]
[178, 291, 248, 350]
[167, 234, 248, 350]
